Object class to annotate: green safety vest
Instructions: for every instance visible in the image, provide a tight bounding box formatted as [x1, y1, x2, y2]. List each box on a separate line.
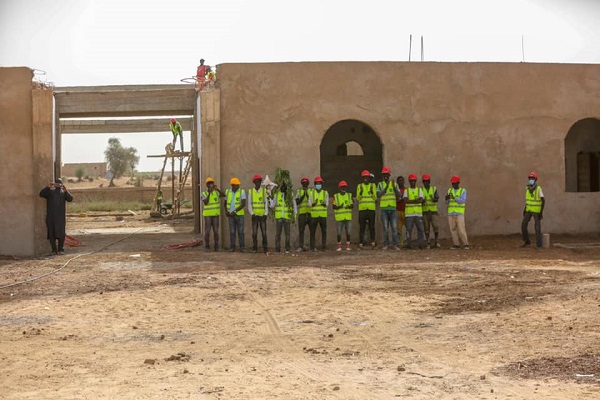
[274, 192, 292, 220]
[310, 189, 328, 218]
[225, 189, 245, 216]
[169, 122, 182, 136]
[525, 185, 543, 213]
[422, 186, 438, 213]
[405, 187, 423, 216]
[333, 192, 353, 222]
[447, 188, 465, 215]
[357, 183, 377, 211]
[202, 190, 221, 217]
[249, 187, 267, 216]
[296, 188, 312, 215]
[377, 181, 397, 208]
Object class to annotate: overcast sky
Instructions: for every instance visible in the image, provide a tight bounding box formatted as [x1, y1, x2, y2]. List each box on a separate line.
[1, 0, 599, 171]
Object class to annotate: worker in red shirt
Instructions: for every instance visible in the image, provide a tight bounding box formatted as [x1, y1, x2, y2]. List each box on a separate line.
[395, 175, 407, 247]
[196, 58, 211, 91]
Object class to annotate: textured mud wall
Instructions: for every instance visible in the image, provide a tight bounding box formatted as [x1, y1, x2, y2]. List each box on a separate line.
[0, 68, 53, 256]
[210, 62, 599, 248]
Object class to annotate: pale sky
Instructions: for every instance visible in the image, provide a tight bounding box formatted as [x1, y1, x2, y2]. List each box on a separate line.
[2, 0, 599, 171]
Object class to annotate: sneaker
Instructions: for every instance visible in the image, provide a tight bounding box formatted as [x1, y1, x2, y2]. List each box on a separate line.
[346, 245, 351, 251]
[239, 248, 246, 253]
[426, 244, 431, 249]
[229, 248, 235, 252]
[450, 245, 461, 250]
[336, 244, 342, 252]
[520, 241, 531, 248]
[435, 242, 441, 248]
[382, 245, 389, 251]
[252, 249, 258, 253]
[58, 251, 65, 255]
[394, 245, 401, 251]
[312, 248, 318, 252]
[296, 247, 303, 252]
[463, 245, 471, 250]
[284, 250, 290, 254]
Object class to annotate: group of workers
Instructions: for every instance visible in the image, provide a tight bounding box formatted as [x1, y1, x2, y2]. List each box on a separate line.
[199, 168, 545, 253]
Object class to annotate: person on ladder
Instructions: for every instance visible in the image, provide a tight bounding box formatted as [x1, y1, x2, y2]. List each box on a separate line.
[169, 118, 184, 153]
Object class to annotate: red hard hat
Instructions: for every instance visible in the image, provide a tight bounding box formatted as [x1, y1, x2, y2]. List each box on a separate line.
[314, 176, 324, 183]
[422, 173, 431, 181]
[338, 180, 348, 187]
[361, 170, 371, 177]
[252, 174, 262, 181]
[170, 118, 176, 123]
[450, 175, 460, 183]
[381, 166, 391, 174]
[528, 172, 538, 180]
[300, 177, 309, 183]
[408, 173, 417, 181]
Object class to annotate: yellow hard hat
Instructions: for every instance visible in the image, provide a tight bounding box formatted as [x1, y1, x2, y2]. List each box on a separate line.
[230, 177, 241, 185]
[205, 177, 215, 184]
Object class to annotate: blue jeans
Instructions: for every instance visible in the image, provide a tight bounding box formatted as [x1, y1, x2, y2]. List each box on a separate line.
[381, 209, 399, 246]
[228, 215, 245, 250]
[405, 216, 424, 249]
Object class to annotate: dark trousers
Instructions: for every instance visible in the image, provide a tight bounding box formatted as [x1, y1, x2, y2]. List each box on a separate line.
[204, 216, 219, 249]
[358, 210, 376, 245]
[297, 213, 311, 249]
[310, 216, 327, 250]
[251, 215, 268, 252]
[275, 218, 291, 252]
[49, 235, 64, 253]
[521, 212, 542, 247]
[228, 215, 245, 250]
[405, 216, 424, 248]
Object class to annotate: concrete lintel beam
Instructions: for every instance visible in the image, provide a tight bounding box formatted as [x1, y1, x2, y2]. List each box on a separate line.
[60, 117, 193, 134]
[55, 88, 196, 118]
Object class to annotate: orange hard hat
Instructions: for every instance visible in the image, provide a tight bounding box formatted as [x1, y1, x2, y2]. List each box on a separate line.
[408, 173, 417, 181]
[450, 175, 460, 183]
[422, 174, 431, 181]
[300, 177, 309, 183]
[528, 172, 538, 180]
[314, 176, 324, 183]
[252, 174, 262, 181]
[381, 166, 391, 174]
[338, 180, 348, 187]
[170, 118, 176, 123]
[361, 170, 370, 177]
[230, 177, 241, 185]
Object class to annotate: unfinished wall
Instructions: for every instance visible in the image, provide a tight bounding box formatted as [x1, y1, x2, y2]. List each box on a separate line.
[0, 67, 54, 257]
[211, 62, 600, 248]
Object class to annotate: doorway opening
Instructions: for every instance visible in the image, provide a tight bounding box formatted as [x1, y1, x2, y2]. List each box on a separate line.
[565, 118, 600, 192]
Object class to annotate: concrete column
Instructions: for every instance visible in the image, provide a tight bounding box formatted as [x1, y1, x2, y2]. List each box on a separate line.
[200, 89, 221, 244]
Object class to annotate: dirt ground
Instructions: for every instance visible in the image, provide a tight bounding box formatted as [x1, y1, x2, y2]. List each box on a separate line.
[1, 213, 599, 399]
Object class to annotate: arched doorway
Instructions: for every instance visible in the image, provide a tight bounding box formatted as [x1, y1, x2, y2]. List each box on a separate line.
[565, 118, 600, 192]
[320, 119, 383, 194]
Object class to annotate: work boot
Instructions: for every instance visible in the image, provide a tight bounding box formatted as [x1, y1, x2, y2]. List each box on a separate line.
[520, 241, 531, 247]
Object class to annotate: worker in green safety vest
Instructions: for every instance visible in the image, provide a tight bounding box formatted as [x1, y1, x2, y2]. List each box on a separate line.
[202, 177, 225, 251]
[521, 172, 545, 248]
[332, 180, 354, 251]
[445, 175, 469, 250]
[309, 176, 328, 251]
[270, 182, 297, 253]
[377, 166, 402, 250]
[295, 177, 312, 252]
[356, 169, 377, 249]
[421, 173, 441, 249]
[248, 174, 269, 253]
[403, 174, 425, 249]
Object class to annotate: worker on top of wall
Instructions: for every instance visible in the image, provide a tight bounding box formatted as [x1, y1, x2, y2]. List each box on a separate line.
[224, 177, 246, 252]
[404, 174, 425, 250]
[39, 179, 73, 255]
[196, 58, 211, 91]
[446, 175, 470, 250]
[332, 180, 353, 251]
[421, 174, 441, 249]
[377, 166, 401, 250]
[309, 176, 329, 252]
[169, 118, 184, 152]
[248, 174, 269, 253]
[356, 170, 377, 250]
[270, 181, 297, 253]
[202, 177, 225, 251]
[521, 172, 545, 249]
[295, 177, 312, 252]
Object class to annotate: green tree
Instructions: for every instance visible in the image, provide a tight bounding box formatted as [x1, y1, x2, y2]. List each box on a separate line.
[75, 167, 85, 182]
[104, 138, 139, 187]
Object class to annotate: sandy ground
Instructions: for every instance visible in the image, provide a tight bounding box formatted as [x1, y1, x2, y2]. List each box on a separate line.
[0, 214, 599, 399]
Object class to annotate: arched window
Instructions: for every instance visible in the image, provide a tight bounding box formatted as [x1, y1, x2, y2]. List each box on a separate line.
[565, 118, 600, 192]
[320, 120, 383, 193]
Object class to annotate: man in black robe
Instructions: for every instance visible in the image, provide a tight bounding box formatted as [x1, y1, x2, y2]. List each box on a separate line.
[39, 179, 73, 255]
